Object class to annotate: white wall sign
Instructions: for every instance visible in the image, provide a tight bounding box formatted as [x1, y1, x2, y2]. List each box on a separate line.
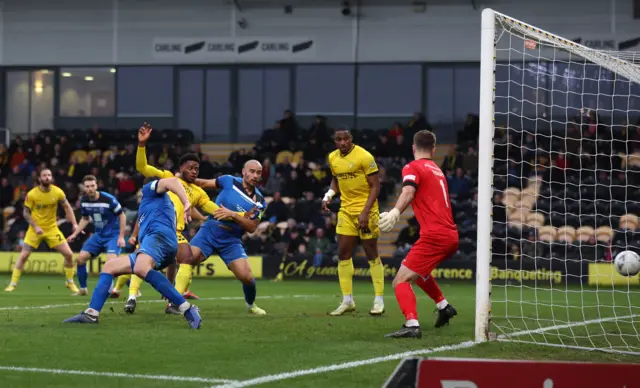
[152, 37, 315, 62]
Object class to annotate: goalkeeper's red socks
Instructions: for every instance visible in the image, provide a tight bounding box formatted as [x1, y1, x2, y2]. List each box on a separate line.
[416, 276, 446, 306]
[394, 282, 419, 326]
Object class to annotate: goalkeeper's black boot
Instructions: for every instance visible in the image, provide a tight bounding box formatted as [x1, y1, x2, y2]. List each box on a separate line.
[434, 304, 457, 328]
[124, 298, 137, 314]
[385, 325, 422, 339]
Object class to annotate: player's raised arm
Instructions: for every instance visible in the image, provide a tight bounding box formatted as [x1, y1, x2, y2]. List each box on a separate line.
[156, 178, 192, 225]
[136, 123, 171, 178]
[194, 178, 217, 190]
[212, 205, 262, 234]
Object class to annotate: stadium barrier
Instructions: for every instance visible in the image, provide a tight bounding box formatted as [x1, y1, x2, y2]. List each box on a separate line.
[0, 252, 263, 278]
[264, 255, 588, 285]
[588, 263, 640, 286]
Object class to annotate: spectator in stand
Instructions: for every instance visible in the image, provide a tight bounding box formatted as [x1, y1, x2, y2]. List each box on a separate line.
[67, 155, 88, 182]
[19, 158, 35, 179]
[284, 224, 307, 257]
[463, 146, 479, 176]
[282, 170, 303, 198]
[0, 144, 9, 172]
[280, 110, 299, 141]
[303, 137, 326, 163]
[264, 192, 290, 223]
[308, 228, 332, 267]
[554, 153, 568, 169]
[263, 171, 284, 196]
[0, 177, 13, 208]
[10, 146, 26, 169]
[389, 122, 404, 139]
[42, 136, 54, 158]
[88, 125, 102, 145]
[14, 231, 25, 252]
[395, 217, 420, 254]
[308, 115, 331, 144]
[292, 192, 320, 224]
[116, 172, 136, 202]
[199, 154, 214, 179]
[31, 144, 46, 166]
[448, 167, 470, 199]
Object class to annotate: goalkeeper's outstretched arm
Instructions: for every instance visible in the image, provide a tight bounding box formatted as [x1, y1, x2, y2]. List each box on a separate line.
[378, 185, 416, 232]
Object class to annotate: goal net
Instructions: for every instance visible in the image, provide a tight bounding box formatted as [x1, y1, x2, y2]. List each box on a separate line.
[476, 9, 640, 355]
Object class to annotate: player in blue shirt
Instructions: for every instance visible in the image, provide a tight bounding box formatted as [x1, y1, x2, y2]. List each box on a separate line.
[67, 175, 127, 296]
[173, 160, 267, 315]
[64, 177, 202, 329]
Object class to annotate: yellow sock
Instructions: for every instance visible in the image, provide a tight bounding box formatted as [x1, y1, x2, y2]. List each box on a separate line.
[128, 275, 143, 298]
[369, 257, 385, 297]
[114, 275, 131, 292]
[338, 259, 354, 297]
[185, 276, 193, 293]
[10, 268, 23, 285]
[175, 264, 193, 295]
[63, 267, 75, 283]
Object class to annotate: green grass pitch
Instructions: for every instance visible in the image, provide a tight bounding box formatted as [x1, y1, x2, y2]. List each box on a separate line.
[0, 276, 637, 387]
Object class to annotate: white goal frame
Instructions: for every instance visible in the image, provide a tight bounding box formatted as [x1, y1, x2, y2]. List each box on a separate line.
[475, 8, 640, 352]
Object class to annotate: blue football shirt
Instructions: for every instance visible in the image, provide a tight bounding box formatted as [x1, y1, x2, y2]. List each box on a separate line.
[138, 180, 177, 239]
[80, 191, 123, 237]
[207, 175, 265, 238]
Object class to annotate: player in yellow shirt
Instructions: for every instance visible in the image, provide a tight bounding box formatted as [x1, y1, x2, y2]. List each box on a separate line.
[322, 127, 385, 316]
[134, 123, 237, 313]
[5, 168, 80, 293]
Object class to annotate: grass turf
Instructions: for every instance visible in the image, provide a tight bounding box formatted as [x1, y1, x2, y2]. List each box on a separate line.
[0, 276, 638, 388]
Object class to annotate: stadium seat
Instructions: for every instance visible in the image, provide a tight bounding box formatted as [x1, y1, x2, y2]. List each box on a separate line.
[595, 226, 614, 243]
[557, 226, 576, 243]
[275, 151, 294, 164]
[538, 226, 557, 242]
[576, 226, 595, 242]
[264, 196, 273, 205]
[619, 214, 638, 230]
[53, 129, 69, 140]
[70, 150, 88, 163]
[526, 212, 545, 228]
[176, 129, 194, 145]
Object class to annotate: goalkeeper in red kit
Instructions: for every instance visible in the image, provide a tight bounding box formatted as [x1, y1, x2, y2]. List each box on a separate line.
[378, 130, 458, 339]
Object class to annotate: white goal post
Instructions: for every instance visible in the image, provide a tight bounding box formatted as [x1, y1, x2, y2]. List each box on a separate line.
[476, 8, 640, 355]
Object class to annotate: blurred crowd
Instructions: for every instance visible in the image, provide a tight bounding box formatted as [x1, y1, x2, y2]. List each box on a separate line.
[0, 111, 436, 263]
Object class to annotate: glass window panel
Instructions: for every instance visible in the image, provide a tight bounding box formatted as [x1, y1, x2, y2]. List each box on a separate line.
[357, 64, 421, 115]
[263, 68, 290, 129]
[205, 69, 231, 140]
[117, 66, 173, 117]
[30, 69, 54, 133]
[59, 67, 115, 117]
[453, 66, 480, 119]
[295, 65, 354, 115]
[426, 67, 454, 126]
[6, 71, 29, 135]
[178, 69, 204, 139]
[238, 69, 264, 137]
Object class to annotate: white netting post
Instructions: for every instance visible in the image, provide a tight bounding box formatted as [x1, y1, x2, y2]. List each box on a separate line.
[475, 7, 497, 342]
[479, 8, 640, 355]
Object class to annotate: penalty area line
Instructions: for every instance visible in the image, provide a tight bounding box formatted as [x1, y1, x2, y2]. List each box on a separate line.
[0, 294, 320, 312]
[0, 365, 236, 384]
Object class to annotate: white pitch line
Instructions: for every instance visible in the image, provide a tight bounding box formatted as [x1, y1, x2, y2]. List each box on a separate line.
[212, 341, 480, 388]
[214, 313, 640, 387]
[0, 365, 236, 384]
[0, 294, 319, 312]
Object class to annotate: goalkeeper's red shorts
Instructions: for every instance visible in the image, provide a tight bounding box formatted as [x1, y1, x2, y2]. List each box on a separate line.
[401, 233, 459, 278]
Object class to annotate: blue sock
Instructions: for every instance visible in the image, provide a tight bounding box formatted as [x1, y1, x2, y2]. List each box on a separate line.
[243, 279, 257, 306]
[144, 270, 187, 307]
[88, 273, 113, 313]
[77, 263, 88, 289]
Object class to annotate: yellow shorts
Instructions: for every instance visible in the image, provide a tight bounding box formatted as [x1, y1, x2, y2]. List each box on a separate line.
[177, 232, 188, 244]
[336, 209, 380, 240]
[25, 226, 66, 249]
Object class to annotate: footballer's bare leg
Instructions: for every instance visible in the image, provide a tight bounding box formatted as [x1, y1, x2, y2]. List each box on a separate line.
[5, 245, 33, 291]
[330, 234, 359, 316]
[361, 238, 385, 315]
[54, 241, 80, 294]
[228, 258, 265, 315]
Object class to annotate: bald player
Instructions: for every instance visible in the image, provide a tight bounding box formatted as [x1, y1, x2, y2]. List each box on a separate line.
[173, 160, 267, 315]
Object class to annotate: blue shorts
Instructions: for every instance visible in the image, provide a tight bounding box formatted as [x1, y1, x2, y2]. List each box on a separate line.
[81, 233, 121, 257]
[190, 223, 247, 266]
[128, 231, 177, 271]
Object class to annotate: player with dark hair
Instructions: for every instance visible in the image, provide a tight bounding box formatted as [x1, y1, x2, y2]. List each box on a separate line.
[132, 123, 242, 314]
[378, 130, 458, 338]
[175, 160, 267, 315]
[5, 168, 80, 293]
[322, 127, 385, 316]
[67, 175, 127, 295]
[63, 177, 202, 329]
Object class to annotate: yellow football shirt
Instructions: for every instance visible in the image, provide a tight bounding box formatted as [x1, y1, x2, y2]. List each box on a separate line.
[328, 145, 379, 215]
[136, 147, 219, 232]
[24, 185, 65, 230]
